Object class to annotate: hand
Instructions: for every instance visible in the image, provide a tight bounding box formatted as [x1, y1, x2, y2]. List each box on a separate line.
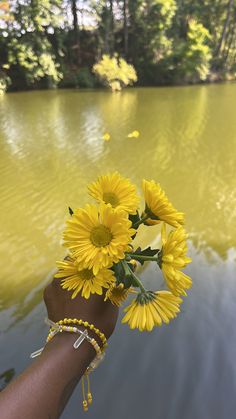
[43, 276, 119, 340]
[0, 273, 119, 419]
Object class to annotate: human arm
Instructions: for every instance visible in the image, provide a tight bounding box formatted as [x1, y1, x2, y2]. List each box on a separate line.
[0, 278, 118, 419]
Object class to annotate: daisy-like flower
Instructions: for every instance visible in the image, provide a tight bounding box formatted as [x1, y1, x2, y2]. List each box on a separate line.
[55, 256, 115, 299]
[127, 130, 140, 138]
[105, 283, 130, 306]
[63, 203, 135, 275]
[102, 132, 110, 141]
[122, 291, 182, 331]
[88, 172, 139, 214]
[142, 179, 184, 228]
[160, 224, 192, 296]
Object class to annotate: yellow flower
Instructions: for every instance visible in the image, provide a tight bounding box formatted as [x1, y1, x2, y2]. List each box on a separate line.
[105, 283, 130, 306]
[127, 130, 140, 138]
[122, 291, 182, 331]
[160, 224, 192, 296]
[63, 203, 135, 275]
[55, 257, 115, 299]
[88, 172, 139, 214]
[142, 179, 184, 228]
[102, 132, 110, 141]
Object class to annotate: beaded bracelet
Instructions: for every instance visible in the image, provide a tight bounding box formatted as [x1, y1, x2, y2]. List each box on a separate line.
[30, 318, 106, 412]
[30, 319, 105, 369]
[56, 318, 108, 350]
[45, 319, 105, 411]
[46, 324, 102, 358]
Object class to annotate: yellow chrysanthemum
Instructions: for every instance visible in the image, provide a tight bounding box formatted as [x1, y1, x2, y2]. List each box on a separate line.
[105, 283, 130, 306]
[142, 179, 184, 228]
[127, 130, 140, 138]
[160, 224, 192, 296]
[88, 172, 139, 214]
[55, 257, 115, 299]
[102, 132, 110, 141]
[63, 203, 135, 275]
[122, 291, 182, 331]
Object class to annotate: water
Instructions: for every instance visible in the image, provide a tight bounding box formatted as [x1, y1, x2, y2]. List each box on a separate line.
[0, 85, 236, 418]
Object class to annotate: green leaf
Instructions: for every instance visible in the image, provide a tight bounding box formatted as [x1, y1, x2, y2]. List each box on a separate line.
[132, 247, 160, 265]
[133, 246, 159, 257]
[123, 275, 133, 289]
[111, 261, 133, 289]
[111, 262, 124, 284]
[129, 211, 141, 229]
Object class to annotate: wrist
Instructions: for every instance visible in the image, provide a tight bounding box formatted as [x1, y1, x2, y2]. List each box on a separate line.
[43, 331, 96, 371]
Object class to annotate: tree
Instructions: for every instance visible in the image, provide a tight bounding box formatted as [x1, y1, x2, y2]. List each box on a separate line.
[172, 19, 212, 83]
[93, 53, 137, 90]
[2, 0, 236, 91]
[0, 0, 63, 90]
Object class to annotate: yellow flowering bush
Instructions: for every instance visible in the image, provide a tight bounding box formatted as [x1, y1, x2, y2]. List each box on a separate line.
[93, 54, 137, 91]
[55, 172, 192, 332]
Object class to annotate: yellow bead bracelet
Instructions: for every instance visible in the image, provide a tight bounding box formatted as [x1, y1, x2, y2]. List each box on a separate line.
[30, 317, 107, 413]
[56, 318, 107, 350]
[46, 324, 102, 358]
[37, 318, 106, 412]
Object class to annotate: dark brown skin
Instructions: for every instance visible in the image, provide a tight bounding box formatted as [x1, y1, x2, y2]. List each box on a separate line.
[0, 277, 119, 419]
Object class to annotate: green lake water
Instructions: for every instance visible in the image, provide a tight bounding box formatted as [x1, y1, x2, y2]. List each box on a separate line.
[0, 85, 236, 418]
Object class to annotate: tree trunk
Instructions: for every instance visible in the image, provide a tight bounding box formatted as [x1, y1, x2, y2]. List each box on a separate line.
[109, 0, 114, 55]
[123, 0, 129, 57]
[71, 0, 78, 37]
[71, 0, 80, 64]
[223, 15, 236, 64]
[216, 0, 234, 57]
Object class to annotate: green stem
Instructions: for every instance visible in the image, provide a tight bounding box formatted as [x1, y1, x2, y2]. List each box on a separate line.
[122, 260, 146, 293]
[126, 253, 158, 262]
[121, 259, 132, 278]
[133, 213, 149, 228]
[130, 270, 146, 293]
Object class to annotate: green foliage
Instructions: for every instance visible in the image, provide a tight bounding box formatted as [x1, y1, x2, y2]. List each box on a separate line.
[173, 19, 212, 83]
[126, 0, 177, 85]
[1, 0, 236, 90]
[93, 54, 137, 91]
[0, 0, 63, 90]
[147, 0, 177, 58]
[112, 261, 133, 289]
[76, 68, 95, 88]
[60, 66, 95, 89]
[8, 37, 62, 86]
[0, 71, 11, 94]
[133, 247, 159, 265]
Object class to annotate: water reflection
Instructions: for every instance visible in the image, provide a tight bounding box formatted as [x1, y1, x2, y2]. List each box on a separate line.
[0, 85, 236, 310]
[1, 85, 236, 419]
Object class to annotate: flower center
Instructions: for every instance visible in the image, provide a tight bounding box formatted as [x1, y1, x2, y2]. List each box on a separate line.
[78, 268, 94, 281]
[90, 224, 113, 247]
[103, 192, 120, 207]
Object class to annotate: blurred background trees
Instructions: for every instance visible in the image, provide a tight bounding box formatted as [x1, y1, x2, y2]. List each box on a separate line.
[1, 0, 236, 92]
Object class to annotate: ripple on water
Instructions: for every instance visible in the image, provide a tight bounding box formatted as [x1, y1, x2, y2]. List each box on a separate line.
[1, 86, 236, 419]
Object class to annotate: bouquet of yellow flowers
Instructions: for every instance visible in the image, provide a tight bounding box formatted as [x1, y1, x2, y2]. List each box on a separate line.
[55, 172, 192, 332]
